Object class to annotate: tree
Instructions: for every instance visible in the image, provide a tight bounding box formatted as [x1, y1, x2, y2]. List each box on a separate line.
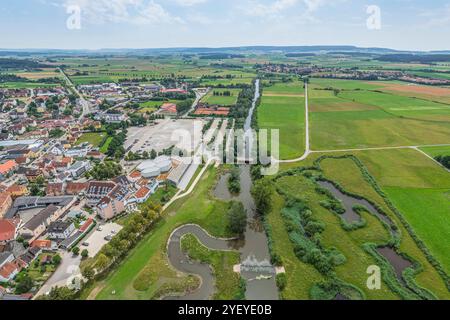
[276, 273, 287, 291]
[72, 247, 80, 256]
[52, 254, 62, 266]
[227, 166, 241, 194]
[227, 201, 247, 235]
[94, 253, 110, 272]
[81, 249, 89, 259]
[37, 286, 77, 300]
[15, 274, 34, 294]
[251, 180, 273, 216]
[150, 149, 157, 160]
[82, 266, 95, 281]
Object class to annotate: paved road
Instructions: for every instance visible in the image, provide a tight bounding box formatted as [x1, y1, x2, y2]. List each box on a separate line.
[183, 89, 208, 117]
[59, 67, 92, 118]
[34, 251, 82, 299]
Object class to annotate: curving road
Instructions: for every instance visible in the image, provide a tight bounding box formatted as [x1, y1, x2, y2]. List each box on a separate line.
[165, 224, 235, 300]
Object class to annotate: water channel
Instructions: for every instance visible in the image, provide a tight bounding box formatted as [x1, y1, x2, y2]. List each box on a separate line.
[166, 79, 278, 300]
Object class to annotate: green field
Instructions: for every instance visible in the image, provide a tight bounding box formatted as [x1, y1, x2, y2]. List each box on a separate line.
[353, 148, 450, 274]
[0, 82, 60, 88]
[75, 132, 106, 147]
[309, 79, 450, 150]
[99, 137, 113, 153]
[94, 167, 236, 300]
[201, 88, 241, 106]
[420, 145, 450, 157]
[258, 81, 305, 159]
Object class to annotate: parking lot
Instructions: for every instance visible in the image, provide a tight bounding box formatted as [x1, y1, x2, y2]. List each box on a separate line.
[125, 118, 204, 154]
[82, 222, 123, 258]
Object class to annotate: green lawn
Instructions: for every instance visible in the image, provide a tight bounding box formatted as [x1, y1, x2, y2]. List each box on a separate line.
[76, 132, 106, 147]
[258, 95, 305, 160]
[201, 89, 241, 106]
[99, 137, 113, 153]
[95, 166, 234, 300]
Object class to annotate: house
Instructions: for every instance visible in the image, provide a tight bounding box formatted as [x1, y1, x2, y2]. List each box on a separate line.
[64, 147, 88, 158]
[0, 194, 13, 219]
[65, 182, 88, 195]
[5, 185, 28, 200]
[0, 252, 21, 282]
[20, 205, 61, 243]
[49, 144, 65, 156]
[159, 103, 178, 116]
[46, 183, 64, 196]
[134, 186, 152, 204]
[86, 150, 104, 160]
[86, 181, 117, 206]
[30, 239, 52, 250]
[68, 161, 91, 179]
[5, 149, 31, 160]
[96, 184, 130, 220]
[17, 247, 41, 267]
[0, 160, 17, 180]
[0, 252, 14, 269]
[25, 169, 44, 182]
[0, 218, 21, 243]
[47, 221, 75, 240]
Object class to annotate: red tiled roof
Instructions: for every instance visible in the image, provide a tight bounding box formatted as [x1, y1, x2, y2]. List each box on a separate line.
[129, 171, 141, 179]
[30, 239, 52, 249]
[66, 182, 88, 195]
[0, 219, 19, 242]
[79, 218, 94, 233]
[160, 103, 177, 114]
[135, 186, 151, 199]
[0, 262, 18, 280]
[0, 160, 17, 175]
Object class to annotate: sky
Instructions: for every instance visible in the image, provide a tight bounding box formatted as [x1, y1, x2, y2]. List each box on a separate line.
[0, 0, 449, 51]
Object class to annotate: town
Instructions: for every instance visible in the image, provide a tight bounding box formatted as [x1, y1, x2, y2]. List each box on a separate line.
[0, 65, 233, 300]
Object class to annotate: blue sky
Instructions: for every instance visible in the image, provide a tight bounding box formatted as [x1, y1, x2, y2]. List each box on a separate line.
[1, 0, 449, 50]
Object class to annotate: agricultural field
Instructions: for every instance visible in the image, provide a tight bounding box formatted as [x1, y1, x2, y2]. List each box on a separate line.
[309, 78, 450, 150]
[201, 88, 241, 106]
[258, 80, 306, 159]
[420, 145, 450, 157]
[354, 149, 450, 274]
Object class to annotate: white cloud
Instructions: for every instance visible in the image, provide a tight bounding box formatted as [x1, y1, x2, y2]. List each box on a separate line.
[175, 0, 208, 7]
[64, 0, 183, 25]
[243, 0, 346, 19]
